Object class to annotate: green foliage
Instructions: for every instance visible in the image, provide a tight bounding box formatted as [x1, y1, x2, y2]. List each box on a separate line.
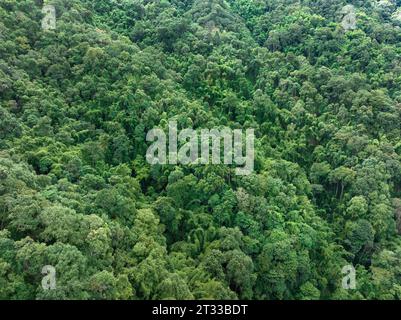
[1, 0, 401, 300]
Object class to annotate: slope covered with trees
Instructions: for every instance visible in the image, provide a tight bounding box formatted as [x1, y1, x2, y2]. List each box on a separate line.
[1, 0, 401, 300]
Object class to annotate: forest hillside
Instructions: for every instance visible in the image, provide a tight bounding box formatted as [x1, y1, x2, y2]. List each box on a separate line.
[1, 0, 401, 300]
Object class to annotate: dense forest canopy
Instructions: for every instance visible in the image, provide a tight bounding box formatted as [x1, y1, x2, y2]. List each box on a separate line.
[0, 0, 401, 300]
